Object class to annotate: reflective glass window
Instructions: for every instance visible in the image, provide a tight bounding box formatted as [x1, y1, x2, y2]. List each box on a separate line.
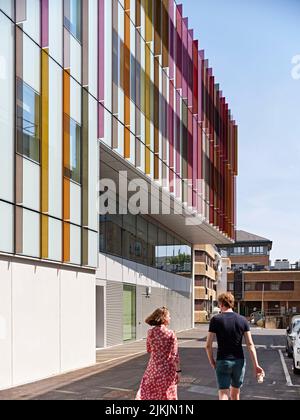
[156, 229, 167, 271]
[136, 216, 148, 265]
[64, 0, 82, 42]
[122, 213, 137, 261]
[105, 214, 122, 256]
[148, 222, 158, 267]
[70, 118, 81, 183]
[17, 79, 40, 163]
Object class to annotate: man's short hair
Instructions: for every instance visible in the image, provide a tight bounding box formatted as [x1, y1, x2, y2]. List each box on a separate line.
[218, 293, 235, 309]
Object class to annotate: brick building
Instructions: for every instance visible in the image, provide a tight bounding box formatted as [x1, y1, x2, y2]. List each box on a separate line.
[194, 245, 222, 322]
[219, 230, 300, 317]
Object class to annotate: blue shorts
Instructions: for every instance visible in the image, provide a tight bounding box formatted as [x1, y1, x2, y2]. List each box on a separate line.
[216, 360, 246, 390]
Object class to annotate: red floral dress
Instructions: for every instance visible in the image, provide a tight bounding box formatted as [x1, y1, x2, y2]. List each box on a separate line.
[136, 325, 180, 401]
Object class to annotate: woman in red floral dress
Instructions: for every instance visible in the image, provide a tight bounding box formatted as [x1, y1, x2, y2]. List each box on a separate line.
[136, 307, 181, 401]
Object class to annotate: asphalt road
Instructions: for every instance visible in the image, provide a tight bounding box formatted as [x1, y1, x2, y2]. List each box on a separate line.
[31, 327, 300, 401]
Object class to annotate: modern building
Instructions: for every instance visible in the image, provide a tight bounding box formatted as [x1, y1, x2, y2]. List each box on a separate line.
[227, 268, 300, 318]
[219, 230, 300, 318]
[194, 245, 222, 322]
[218, 230, 273, 272]
[218, 256, 232, 296]
[0, 0, 237, 390]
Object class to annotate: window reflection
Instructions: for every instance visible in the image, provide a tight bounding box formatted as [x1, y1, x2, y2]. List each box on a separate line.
[105, 214, 122, 256]
[64, 0, 82, 42]
[16, 79, 40, 163]
[100, 213, 192, 278]
[70, 119, 81, 183]
[148, 223, 157, 268]
[156, 229, 167, 271]
[122, 213, 136, 261]
[136, 216, 148, 266]
[64, 116, 81, 184]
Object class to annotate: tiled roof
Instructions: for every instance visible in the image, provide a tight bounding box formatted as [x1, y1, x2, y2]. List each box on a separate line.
[236, 230, 272, 243]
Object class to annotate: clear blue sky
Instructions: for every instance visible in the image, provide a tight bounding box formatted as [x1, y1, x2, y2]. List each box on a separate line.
[181, 0, 300, 264]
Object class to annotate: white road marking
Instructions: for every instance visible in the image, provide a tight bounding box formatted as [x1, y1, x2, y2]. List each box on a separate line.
[55, 390, 80, 395]
[96, 339, 194, 366]
[101, 387, 133, 392]
[271, 346, 286, 350]
[242, 344, 267, 349]
[97, 351, 147, 365]
[188, 385, 218, 396]
[279, 350, 293, 387]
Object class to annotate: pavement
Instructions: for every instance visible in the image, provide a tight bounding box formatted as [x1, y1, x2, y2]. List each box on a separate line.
[1, 325, 300, 400]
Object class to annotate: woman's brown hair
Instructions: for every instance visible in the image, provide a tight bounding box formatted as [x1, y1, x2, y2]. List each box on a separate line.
[145, 307, 169, 326]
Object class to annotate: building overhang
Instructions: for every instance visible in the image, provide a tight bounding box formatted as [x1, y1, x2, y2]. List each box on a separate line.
[100, 144, 234, 246]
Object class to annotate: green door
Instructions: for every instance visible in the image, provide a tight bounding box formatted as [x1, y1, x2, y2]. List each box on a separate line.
[123, 285, 136, 341]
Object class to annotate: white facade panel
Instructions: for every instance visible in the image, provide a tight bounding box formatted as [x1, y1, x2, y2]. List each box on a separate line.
[12, 263, 60, 386]
[70, 182, 81, 226]
[88, 97, 98, 231]
[156, 268, 167, 288]
[106, 255, 123, 282]
[60, 271, 96, 372]
[0, 260, 12, 390]
[22, 209, 40, 258]
[23, 34, 41, 93]
[70, 77, 82, 124]
[97, 253, 107, 281]
[0, 0, 14, 18]
[0, 202, 14, 254]
[70, 35, 82, 84]
[70, 225, 81, 265]
[88, 0, 98, 98]
[136, 263, 150, 287]
[48, 218, 62, 262]
[148, 266, 158, 285]
[23, 0, 40, 44]
[88, 231, 98, 268]
[49, 60, 63, 219]
[23, 159, 40, 211]
[122, 259, 137, 285]
[0, 13, 14, 202]
[104, 0, 112, 113]
[103, 108, 112, 147]
[49, 0, 63, 65]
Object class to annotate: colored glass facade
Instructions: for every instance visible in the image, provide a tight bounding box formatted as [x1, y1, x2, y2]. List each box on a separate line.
[0, 0, 98, 268]
[98, 0, 238, 240]
[0, 0, 237, 269]
[100, 212, 192, 277]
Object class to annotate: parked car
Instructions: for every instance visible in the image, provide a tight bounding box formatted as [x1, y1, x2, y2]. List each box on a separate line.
[292, 331, 300, 375]
[286, 315, 300, 358]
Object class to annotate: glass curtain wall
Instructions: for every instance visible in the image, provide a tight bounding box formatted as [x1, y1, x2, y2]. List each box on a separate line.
[100, 214, 192, 278]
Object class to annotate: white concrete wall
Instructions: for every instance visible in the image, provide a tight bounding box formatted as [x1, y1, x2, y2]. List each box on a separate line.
[0, 260, 12, 390]
[12, 263, 60, 386]
[97, 253, 192, 296]
[60, 271, 95, 372]
[0, 257, 96, 391]
[218, 259, 231, 296]
[96, 253, 193, 344]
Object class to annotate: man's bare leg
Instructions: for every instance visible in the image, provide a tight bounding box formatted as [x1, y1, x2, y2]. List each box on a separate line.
[230, 387, 241, 401]
[219, 389, 230, 400]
